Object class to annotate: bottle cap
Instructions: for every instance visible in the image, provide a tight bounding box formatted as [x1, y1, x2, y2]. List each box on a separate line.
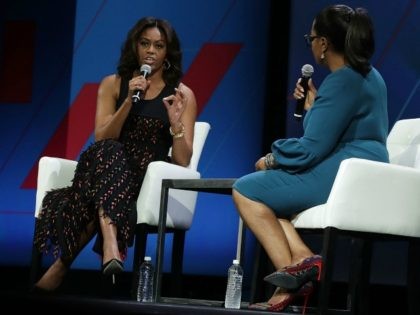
[144, 256, 151, 261]
[233, 259, 239, 265]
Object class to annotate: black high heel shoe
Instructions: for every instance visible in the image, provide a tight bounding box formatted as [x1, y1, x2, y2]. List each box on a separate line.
[102, 258, 124, 276]
[102, 259, 124, 285]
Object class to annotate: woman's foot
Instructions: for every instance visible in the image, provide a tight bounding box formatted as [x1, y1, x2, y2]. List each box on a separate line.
[264, 255, 322, 289]
[249, 282, 314, 314]
[102, 244, 123, 276]
[268, 287, 292, 305]
[102, 246, 123, 273]
[249, 287, 292, 311]
[34, 258, 68, 292]
[102, 258, 124, 276]
[99, 207, 123, 274]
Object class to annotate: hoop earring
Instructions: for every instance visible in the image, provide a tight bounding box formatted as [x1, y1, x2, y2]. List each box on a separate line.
[163, 59, 171, 70]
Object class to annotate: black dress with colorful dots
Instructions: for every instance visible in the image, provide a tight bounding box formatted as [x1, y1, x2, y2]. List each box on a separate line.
[34, 77, 175, 261]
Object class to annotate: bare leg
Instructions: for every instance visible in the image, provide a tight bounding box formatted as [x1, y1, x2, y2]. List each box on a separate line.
[233, 190, 294, 305]
[34, 257, 68, 291]
[99, 207, 121, 265]
[278, 219, 314, 265]
[233, 190, 292, 270]
[265, 222, 314, 305]
[35, 221, 96, 291]
[233, 190, 313, 306]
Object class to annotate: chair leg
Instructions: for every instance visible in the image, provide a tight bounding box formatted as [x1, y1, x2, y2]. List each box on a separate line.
[348, 238, 372, 315]
[317, 227, 337, 315]
[131, 224, 148, 299]
[171, 229, 185, 297]
[249, 241, 263, 304]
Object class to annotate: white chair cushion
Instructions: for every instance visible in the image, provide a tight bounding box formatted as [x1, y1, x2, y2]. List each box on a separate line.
[387, 118, 420, 168]
[136, 161, 200, 229]
[292, 158, 420, 238]
[35, 157, 77, 217]
[136, 121, 210, 229]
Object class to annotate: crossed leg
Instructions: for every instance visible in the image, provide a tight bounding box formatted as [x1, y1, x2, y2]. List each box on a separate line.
[34, 220, 96, 291]
[99, 207, 122, 265]
[35, 206, 123, 291]
[232, 190, 314, 304]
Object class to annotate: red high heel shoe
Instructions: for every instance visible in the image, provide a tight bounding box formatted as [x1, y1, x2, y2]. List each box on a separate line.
[264, 255, 322, 290]
[249, 281, 314, 314]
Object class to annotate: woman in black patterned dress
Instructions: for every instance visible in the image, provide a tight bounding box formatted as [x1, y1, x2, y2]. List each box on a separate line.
[33, 17, 197, 292]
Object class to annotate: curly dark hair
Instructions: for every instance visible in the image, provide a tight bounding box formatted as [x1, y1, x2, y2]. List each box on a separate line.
[117, 17, 183, 85]
[314, 4, 374, 76]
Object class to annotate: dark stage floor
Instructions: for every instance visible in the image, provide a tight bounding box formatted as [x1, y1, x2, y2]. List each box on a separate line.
[0, 266, 412, 315]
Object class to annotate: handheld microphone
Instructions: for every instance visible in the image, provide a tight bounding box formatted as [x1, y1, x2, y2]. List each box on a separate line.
[294, 64, 314, 120]
[132, 64, 152, 104]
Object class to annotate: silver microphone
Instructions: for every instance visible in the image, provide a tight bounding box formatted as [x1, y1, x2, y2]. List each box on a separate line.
[132, 64, 152, 104]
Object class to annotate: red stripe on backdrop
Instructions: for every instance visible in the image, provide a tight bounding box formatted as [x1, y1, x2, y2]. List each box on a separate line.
[0, 21, 36, 103]
[65, 84, 98, 157]
[21, 83, 98, 188]
[21, 43, 242, 188]
[182, 43, 242, 115]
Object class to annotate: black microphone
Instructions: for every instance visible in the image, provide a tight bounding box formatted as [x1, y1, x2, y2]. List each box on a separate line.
[294, 64, 314, 120]
[132, 64, 152, 104]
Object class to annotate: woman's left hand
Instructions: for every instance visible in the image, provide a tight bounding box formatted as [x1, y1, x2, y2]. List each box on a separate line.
[255, 157, 267, 171]
[163, 84, 188, 129]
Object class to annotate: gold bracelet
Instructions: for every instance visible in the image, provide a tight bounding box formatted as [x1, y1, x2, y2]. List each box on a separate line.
[169, 123, 185, 138]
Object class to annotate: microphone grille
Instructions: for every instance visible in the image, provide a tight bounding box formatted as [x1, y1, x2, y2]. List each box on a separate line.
[301, 64, 314, 77]
[140, 64, 152, 74]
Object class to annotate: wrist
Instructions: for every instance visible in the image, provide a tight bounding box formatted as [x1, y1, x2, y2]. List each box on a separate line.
[264, 153, 278, 169]
[169, 122, 185, 139]
[170, 121, 183, 133]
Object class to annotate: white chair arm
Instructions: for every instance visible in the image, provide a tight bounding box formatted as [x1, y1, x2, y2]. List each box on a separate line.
[136, 161, 200, 229]
[35, 156, 77, 218]
[323, 158, 420, 237]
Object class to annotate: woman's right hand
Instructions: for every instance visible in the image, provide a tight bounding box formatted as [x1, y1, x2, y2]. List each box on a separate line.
[293, 78, 317, 111]
[128, 75, 150, 98]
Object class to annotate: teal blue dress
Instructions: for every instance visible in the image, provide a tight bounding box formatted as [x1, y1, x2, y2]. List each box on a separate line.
[233, 66, 389, 217]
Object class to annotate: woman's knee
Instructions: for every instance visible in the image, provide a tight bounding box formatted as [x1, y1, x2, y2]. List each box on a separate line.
[233, 189, 271, 217]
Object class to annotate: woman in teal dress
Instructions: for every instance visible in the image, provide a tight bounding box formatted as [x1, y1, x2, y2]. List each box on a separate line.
[233, 4, 389, 312]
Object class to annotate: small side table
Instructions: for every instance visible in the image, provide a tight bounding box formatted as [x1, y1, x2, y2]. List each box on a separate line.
[153, 178, 243, 302]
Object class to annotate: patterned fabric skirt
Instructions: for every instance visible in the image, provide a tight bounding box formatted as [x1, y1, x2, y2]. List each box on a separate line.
[34, 139, 140, 261]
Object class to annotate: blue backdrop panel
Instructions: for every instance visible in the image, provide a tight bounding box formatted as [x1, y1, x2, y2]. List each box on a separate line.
[0, 0, 76, 263]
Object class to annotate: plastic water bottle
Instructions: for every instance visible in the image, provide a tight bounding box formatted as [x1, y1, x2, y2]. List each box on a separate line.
[224, 259, 243, 309]
[137, 256, 154, 302]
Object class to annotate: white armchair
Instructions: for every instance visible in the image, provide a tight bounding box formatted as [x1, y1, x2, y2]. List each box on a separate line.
[29, 121, 211, 298]
[290, 118, 420, 314]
